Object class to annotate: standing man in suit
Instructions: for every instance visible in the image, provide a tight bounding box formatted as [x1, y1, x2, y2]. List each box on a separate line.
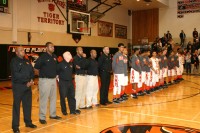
[179, 30, 186, 47]
[10, 46, 37, 133]
[98, 46, 112, 105]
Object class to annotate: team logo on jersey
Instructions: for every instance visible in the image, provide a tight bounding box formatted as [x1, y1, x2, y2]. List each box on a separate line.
[100, 123, 200, 133]
[119, 56, 124, 60]
[124, 58, 128, 63]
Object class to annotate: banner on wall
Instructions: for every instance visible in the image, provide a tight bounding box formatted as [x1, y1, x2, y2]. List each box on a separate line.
[177, 0, 200, 18]
[0, 45, 118, 80]
[37, 0, 66, 25]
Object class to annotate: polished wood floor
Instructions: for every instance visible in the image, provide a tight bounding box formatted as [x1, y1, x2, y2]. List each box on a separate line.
[0, 75, 200, 133]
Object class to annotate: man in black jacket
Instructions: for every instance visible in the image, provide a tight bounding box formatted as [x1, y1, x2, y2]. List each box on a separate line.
[10, 46, 37, 133]
[98, 46, 112, 105]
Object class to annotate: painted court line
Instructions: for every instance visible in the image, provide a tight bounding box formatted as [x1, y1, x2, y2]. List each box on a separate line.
[102, 108, 200, 124]
[192, 111, 200, 121]
[65, 121, 93, 128]
[28, 109, 99, 133]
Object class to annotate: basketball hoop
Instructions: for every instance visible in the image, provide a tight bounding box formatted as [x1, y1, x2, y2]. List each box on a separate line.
[79, 27, 83, 32]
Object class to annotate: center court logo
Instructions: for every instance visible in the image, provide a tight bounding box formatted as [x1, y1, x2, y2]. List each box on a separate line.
[100, 123, 200, 133]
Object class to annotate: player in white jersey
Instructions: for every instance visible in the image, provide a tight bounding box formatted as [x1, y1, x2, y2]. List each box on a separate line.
[150, 51, 160, 91]
[177, 49, 184, 81]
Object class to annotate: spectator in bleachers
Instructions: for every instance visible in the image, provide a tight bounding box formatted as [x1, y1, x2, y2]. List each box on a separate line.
[161, 33, 168, 47]
[179, 30, 186, 47]
[191, 50, 199, 74]
[185, 51, 191, 74]
[166, 31, 172, 41]
[193, 28, 198, 43]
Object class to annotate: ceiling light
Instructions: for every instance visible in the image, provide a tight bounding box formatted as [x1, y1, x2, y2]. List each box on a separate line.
[137, 0, 140, 1]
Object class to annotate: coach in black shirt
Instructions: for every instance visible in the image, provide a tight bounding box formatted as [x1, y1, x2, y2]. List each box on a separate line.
[57, 51, 81, 115]
[73, 47, 88, 109]
[34, 42, 61, 124]
[98, 46, 112, 105]
[86, 50, 99, 108]
[10, 46, 37, 133]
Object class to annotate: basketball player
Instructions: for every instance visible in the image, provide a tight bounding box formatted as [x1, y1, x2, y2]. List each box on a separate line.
[150, 51, 160, 92]
[162, 48, 168, 88]
[157, 49, 164, 90]
[112, 43, 125, 104]
[167, 50, 175, 85]
[137, 50, 146, 96]
[130, 48, 141, 99]
[121, 47, 129, 99]
[143, 49, 152, 95]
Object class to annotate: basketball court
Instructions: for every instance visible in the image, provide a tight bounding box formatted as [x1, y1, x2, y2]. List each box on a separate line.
[0, 75, 200, 133]
[1, 0, 200, 133]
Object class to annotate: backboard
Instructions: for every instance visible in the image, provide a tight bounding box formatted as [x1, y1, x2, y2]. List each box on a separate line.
[68, 10, 90, 35]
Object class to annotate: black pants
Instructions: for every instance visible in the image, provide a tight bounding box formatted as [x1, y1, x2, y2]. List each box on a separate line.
[99, 71, 111, 104]
[12, 83, 32, 131]
[58, 79, 76, 114]
[186, 62, 191, 74]
[180, 38, 185, 46]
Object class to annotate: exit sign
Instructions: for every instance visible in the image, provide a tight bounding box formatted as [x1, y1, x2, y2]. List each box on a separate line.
[0, 0, 8, 7]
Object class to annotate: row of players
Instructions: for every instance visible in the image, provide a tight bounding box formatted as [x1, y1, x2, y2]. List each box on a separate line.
[112, 43, 184, 104]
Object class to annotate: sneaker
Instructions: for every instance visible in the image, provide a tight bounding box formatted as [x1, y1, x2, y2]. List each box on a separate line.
[113, 98, 120, 104]
[123, 93, 129, 97]
[163, 84, 168, 88]
[121, 95, 128, 101]
[150, 88, 155, 93]
[168, 81, 172, 85]
[146, 90, 151, 95]
[118, 97, 124, 102]
[130, 94, 138, 99]
[137, 91, 145, 96]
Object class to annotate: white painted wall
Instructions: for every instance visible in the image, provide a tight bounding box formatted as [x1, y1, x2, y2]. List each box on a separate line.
[159, 0, 200, 44]
[0, 0, 131, 47]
